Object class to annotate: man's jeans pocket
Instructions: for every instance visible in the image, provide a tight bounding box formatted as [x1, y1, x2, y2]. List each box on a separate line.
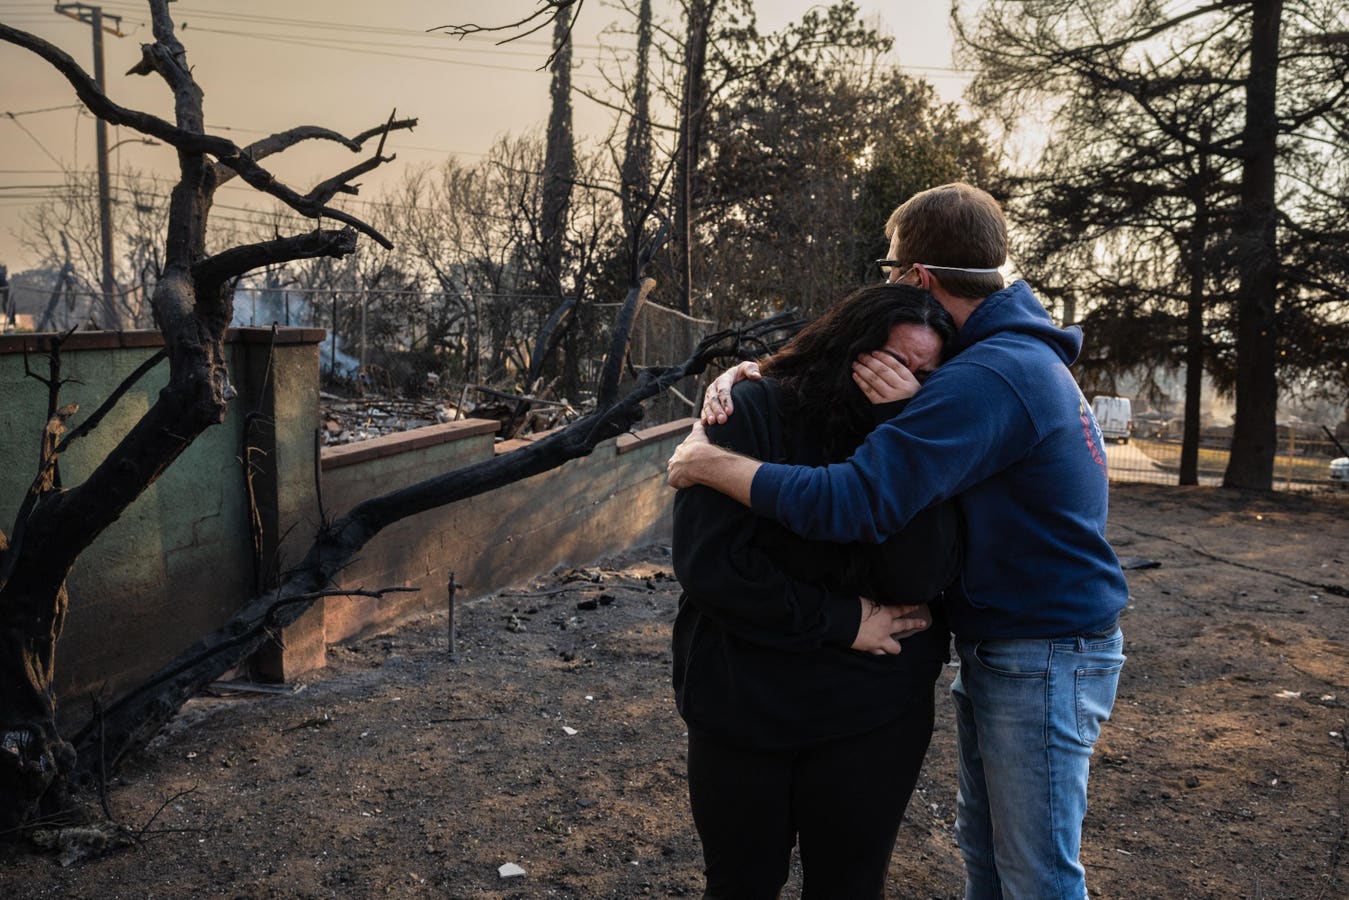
[1073, 631, 1124, 746]
[971, 639, 1049, 678]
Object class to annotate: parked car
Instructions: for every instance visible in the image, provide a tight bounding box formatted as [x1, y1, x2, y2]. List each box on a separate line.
[1091, 395, 1133, 444]
[1331, 457, 1349, 487]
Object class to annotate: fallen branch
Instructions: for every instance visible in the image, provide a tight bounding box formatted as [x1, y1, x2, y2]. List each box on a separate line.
[73, 309, 801, 772]
[72, 585, 420, 760]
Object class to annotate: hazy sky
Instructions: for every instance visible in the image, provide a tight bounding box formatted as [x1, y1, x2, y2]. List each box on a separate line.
[0, 1, 971, 273]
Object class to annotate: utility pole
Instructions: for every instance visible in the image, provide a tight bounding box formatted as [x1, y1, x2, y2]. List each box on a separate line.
[0, 264, 11, 333]
[55, 3, 123, 330]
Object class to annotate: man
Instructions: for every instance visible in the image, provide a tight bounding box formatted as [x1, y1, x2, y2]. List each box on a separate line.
[667, 183, 1127, 899]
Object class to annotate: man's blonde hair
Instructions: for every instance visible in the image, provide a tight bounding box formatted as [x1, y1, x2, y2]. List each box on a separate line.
[886, 183, 1008, 300]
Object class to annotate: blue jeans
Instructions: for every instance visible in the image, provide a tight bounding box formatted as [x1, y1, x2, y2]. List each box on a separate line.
[951, 627, 1124, 900]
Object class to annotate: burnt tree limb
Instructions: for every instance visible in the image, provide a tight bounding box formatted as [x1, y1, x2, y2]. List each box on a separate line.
[193, 229, 359, 296]
[218, 116, 418, 186]
[0, 3, 407, 834]
[0, 24, 393, 249]
[306, 154, 394, 205]
[74, 311, 801, 773]
[53, 351, 168, 458]
[502, 296, 577, 440]
[597, 221, 670, 406]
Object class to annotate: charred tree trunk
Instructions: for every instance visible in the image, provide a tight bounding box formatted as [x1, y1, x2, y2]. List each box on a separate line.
[542, 7, 578, 399]
[0, 4, 409, 833]
[1223, 0, 1282, 490]
[0, 397, 78, 834]
[620, 0, 655, 276]
[75, 306, 802, 773]
[1179, 125, 1212, 487]
[672, 0, 717, 316]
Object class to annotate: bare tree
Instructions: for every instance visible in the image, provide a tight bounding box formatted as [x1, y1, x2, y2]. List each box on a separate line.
[541, 6, 582, 397]
[17, 169, 173, 329]
[619, 0, 656, 266]
[956, 0, 1349, 490]
[0, 2, 414, 833]
[0, 4, 788, 837]
[671, 0, 719, 315]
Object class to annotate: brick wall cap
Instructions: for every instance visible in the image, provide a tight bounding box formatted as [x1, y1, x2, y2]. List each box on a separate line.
[321, 418, 500, 470]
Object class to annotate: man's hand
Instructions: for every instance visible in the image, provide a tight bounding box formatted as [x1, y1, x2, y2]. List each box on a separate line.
[702, 361, 761, 424]
[666, 420, 715, 489]
[852, 351, 923, 405]
[851, 600, 933, 655]
[666, 420, 760, 506]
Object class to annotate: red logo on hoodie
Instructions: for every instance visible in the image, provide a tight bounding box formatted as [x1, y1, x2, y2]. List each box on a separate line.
[1080, 398, 1105, 468]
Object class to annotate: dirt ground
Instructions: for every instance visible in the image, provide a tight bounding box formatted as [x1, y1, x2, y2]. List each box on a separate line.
[2, 482, 1347, 899]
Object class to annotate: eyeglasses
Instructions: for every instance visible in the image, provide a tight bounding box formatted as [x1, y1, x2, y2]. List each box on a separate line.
[876, 259, 912, 282]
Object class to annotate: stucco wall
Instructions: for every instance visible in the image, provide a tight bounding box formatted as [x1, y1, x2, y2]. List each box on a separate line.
[0, 328, 324, 718]
[290, 419, 687, 676]
[0, 329, 689, 719]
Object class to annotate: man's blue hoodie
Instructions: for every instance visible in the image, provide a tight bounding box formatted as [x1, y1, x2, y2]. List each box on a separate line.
[749, 280, 1128, 639]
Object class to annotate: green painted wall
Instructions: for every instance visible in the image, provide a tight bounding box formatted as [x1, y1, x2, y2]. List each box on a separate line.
[0, 331, 318, 724]
[0, 330, 686, 728]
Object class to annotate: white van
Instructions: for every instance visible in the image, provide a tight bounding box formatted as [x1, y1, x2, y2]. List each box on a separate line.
[1091, 396, 1133, 444]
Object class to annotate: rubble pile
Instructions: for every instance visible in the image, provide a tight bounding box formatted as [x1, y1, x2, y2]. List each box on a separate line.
[319, 393, 461, 445]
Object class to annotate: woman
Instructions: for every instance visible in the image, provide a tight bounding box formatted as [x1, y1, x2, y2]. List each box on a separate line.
[671, 283, 962, 899]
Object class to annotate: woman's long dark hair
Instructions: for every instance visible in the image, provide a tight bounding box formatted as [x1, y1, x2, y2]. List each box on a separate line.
[761, 283, 955, 461]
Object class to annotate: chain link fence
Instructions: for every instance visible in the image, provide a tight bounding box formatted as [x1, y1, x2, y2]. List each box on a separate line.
[2, 281, 152, 333]
[1104, 426, 1348, 493]
[27, 279, 1341, 491]
[598, 297, 717, 425]
[232, 285, 720, 437]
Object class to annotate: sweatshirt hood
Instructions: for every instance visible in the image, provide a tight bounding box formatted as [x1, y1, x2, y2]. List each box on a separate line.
[951, 279, 1081, 365]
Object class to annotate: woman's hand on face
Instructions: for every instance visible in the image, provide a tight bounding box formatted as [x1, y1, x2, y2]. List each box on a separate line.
[852, 350, 922, 405]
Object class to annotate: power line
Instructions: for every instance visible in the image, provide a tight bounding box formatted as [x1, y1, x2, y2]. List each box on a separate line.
[175, 25, 606, 79]
[179, 24, 606, 62]
[2, 111, 71, 171]
[90, 1, 604, 51]
[0, 103, 84, 118]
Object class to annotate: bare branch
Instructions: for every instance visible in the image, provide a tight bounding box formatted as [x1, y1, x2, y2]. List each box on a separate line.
[306, 152, 395, 206]
[573, 84, 678, 132]
[433, 0, 580, 42]
[212, 155, 395, 249]
[0, 24, 393, 248]
[214, 116, 419, 186]
[354, 112, 417, 149]
[55, 350, 168, 457]
[240, 125, 361, 156]
[1, 404, 79, 592]
[193, 229, 359, 294]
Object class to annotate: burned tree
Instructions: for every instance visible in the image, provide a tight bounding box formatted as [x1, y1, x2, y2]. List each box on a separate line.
[73, 298, 801, 777]
[1, 1, 796, 838]
[0, 2, 414, 833]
